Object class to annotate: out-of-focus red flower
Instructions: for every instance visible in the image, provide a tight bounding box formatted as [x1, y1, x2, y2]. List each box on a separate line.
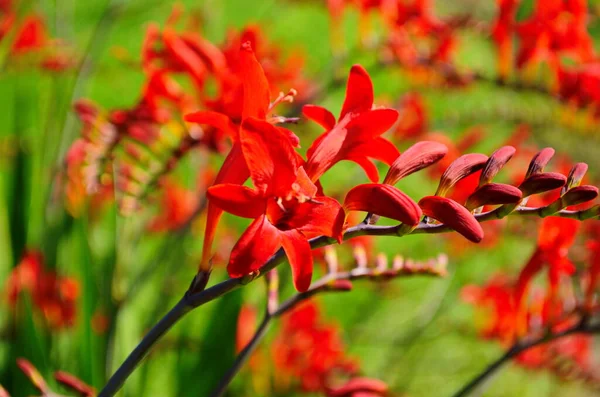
[491, 0, 520, 79]
[8, 14, 74, 71]
[303, 65, 400, 183]
[6, 251, 79, 329]
[394, 93, 428, 139]
[147, 179, 198, 232]
[516, 0, 594, 73]
[272, 301, 357, 392]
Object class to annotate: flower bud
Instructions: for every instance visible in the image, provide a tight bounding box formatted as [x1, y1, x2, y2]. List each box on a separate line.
[435, 153, 488, 197]
[465, 183, 522, 210]
[479, 146, 516, 186]
[418, 196, 484, 242]
[383, 141, 448, 185]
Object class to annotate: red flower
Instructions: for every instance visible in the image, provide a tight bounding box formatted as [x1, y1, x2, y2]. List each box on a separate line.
[6, 251, 79, 329]
[186, 41, 300, 270]
[303, 65, 400, 183]
[273, 301, 357, 392]
[207, 118, 344, 292]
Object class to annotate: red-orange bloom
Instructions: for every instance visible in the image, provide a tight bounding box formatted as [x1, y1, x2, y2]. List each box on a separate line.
[303, 65, 400, 183]
[208, 118, 343, 291]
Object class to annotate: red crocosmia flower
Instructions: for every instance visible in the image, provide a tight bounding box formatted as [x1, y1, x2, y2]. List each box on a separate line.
[303, 65, 400, 183]
[10, 15, 48, 54]
[585, 236, 600, 309]
[383, 141, 448, 185]
[516, 0, 594, 74]
[207, 118, 343, 292]
[272, 301, 357, 392]
[514, 217, 579, 333]
[491, 0, 519, 79]
[7, 251, 79, 329]
[147, 179, 198, 232]
[186, 41, 300, 270]
[394, 92, 428, 139]
[326, 377, 389, 397]
[419, 196, 484, 242]
[461, 275, 517, 343]
[344, 184, 422, 227]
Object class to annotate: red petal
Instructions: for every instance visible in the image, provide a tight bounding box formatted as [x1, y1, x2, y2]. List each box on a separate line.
[200, 143, 250, 266]
[345, 156, 380, 183]
[240, 118, 298, 197]
[519, 172, 566, 197]
[305, 119, 350, 181]
[345, 108, 399, 141]
[163, 27, 207, 82]
[303, 104, 336, 130]
[465, 183, 523, 210]
[280, 229, 313, 292]
[480, 146, 516, 185]
[383, 141, 448, 184]
[228, 215, 281, 277]
[436, 153, 488, 196]
[356, 137, 401, 165]
[419, 196, 484, 242]
[184, 110, 238, 139]
[345, 184, 422, 226]
[525, 147, 555, 178]
[340, 64, 374, 119]
[207, 184, 266, 218]
[240, 41, 270, 120]
[280, 196, 345, 241]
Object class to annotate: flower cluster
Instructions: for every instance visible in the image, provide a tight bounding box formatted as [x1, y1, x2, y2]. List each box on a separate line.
[462, 217, 600, 386]
[6, 251, 79, 329]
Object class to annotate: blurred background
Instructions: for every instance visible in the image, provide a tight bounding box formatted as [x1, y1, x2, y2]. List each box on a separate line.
[1, 0, 600, 396]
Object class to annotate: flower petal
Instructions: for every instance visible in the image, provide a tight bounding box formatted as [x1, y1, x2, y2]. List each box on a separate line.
[525, 147, 555, 178]
[302, 104, 336, 130]
[345, 156, 380, 183]
[435, 153, 488, 197]
[519, 172, 566, 197]
[345, 108, 399, 141]
[340, 64, 374, 119]
[228, 215, 281, 277]
[465, 183, 523, 210]
[278, 196, 345, 241]
[240, 41, 270, 120]
[207, 184, 266, 218]
[280, 229, 313, 292]
[419, 196, 484, 242]
[240, 117, 298, 197]
[479, 145, 516, 185]
[200, 142, 250, 266]
[184, 110, 238, 139]
[383, 141, 448, 185]
[344, 184, 422, 226]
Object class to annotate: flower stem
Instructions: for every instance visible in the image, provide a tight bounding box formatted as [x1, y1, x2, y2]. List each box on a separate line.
[97, 296, 192, 397]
